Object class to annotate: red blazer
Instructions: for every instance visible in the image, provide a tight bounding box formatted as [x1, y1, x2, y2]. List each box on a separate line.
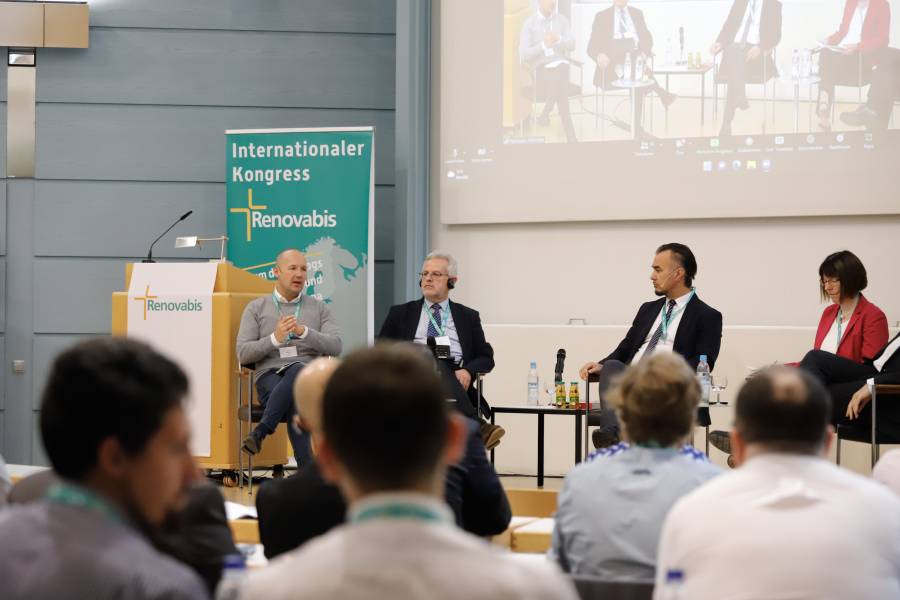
[826, 0, 891, 55]
[814, 294, 889, 363]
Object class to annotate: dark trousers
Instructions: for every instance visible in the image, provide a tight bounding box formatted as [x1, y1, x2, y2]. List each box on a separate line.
[867, 47, 900, 127]
[720, 43, 757, 126]
[819, 49, 873, 104]
[256, 363, 312, 465]
[586, 359, 628, 435]
[797, 350, 900, 436]
[536, 64, 577, 142]
[435, 359, 478, 420]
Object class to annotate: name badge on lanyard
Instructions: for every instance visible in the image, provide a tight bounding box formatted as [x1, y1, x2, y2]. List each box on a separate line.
[659, 290, 695, 342]
[425, 307, 452, 360]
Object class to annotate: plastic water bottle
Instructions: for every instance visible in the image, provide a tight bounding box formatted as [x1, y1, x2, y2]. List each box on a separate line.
[624, 52, 632, 82]
[527, 362, 539, 406]
[635, 54, 644, 81]
[658, 569, 685, 600]
[696, 355, 711, 408]
[791, 49, 800, 80]
[802, 49, 812, 78]
[215, 554, 247, 600]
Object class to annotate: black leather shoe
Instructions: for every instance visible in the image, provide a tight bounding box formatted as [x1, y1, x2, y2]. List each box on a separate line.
[708, 430, 732, 454]
[242, 431, 262, 455]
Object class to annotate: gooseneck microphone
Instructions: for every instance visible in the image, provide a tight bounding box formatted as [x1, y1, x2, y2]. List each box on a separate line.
[555, 348, 567, 383]
[143, 210, 193, 263]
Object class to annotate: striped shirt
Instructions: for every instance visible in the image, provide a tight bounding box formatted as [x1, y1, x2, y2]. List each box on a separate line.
[552, 444, 721, 581]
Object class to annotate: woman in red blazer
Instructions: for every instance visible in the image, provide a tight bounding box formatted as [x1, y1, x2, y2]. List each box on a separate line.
[814, 250, 888, 363]
[817, 0, 891, 130]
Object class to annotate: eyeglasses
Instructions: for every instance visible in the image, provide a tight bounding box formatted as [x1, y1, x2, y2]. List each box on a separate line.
[419, 271, 448, 279]
[821, 277, 840, 286]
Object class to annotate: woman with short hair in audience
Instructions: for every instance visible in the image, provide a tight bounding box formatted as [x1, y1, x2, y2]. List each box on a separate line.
[814, 250, 887, 363]
[551, 353, 721, 581]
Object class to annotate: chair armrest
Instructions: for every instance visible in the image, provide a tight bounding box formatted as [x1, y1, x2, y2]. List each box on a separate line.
[875, 384, 900, 395]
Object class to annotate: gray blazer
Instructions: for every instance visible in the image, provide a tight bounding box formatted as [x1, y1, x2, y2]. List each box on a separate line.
[236, 293, 341, 375]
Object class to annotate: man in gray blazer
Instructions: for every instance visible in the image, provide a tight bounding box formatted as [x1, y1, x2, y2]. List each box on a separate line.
[237, 248, 342, 464]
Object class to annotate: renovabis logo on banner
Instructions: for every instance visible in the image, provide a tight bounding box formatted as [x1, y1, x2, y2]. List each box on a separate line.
[133, 285, 204, 320]
[229, 189, 337, 243]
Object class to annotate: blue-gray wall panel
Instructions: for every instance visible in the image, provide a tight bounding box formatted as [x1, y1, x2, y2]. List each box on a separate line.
[35, 104, 394, 185]
[31, 412, 48, 466]
[0, 182, 6, 254]
[0, 260, 5, 334]
[374, 186, 394, 262]
[33, 181, 225, 258]
[40, 29, 395, 109]
[0, 103, 6, 177]
[374, 261, 394, 333]
[33, 260, 127, 334]
[91, 0, 395, 34]
[0, 336, 4, 411]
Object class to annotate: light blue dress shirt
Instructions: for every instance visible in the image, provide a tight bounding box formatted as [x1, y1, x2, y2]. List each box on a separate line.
[413, 299, 463, 363]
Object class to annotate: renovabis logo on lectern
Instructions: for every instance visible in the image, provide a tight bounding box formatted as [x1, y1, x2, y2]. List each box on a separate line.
[133, 285, 204, 320]
[229, 188, 337, 243]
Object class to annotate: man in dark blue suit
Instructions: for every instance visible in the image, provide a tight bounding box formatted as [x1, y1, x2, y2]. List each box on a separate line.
[378, 251, 504, 449]
[579, 243, 723, 447]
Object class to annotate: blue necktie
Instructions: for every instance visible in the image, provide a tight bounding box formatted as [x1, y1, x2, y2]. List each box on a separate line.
[645, 299, 676, 356]
[426, 304, 442, 338]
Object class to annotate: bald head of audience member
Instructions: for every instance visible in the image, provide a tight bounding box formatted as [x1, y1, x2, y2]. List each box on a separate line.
[316, 342, 467, 502]
[609, 353, 700, 447]
[40, 338, 198, 527]
[292, 357, 341, 440]
[731, 366, 833, 465]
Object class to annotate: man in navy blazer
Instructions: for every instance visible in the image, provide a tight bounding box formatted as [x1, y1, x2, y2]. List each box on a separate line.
[580, 243, 723, 446]
[379, 251, 503, 448]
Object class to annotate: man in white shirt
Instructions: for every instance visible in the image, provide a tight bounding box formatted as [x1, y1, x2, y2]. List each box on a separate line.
[654, 366, 900, 600]
[579, 243, 722, 447]
[710, 0, 782, 136]
[241, 342, 577, 600]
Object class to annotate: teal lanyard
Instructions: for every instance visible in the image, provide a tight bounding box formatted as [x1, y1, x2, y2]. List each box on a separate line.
[353, 502, 445, 525]
[273, 293, 302, 340]
[424, 304, 447, 337]
[46, 482, 124, 525]
[836, 300, 857, 347]
[659, 290, 695, 341]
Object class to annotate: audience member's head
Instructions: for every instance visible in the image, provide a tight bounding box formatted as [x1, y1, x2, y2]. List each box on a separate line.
[40, 338, 198, 526]
[609, 353, 699, 447]
[293, 357, 341, 439]
[732, 366, 833, 464]
[819, 249, 867, 303]
[317, 342, 466, 501]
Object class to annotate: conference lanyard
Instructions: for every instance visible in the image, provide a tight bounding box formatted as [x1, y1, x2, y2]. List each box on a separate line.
[273, 292, 302, 340]
[352, 502, 448, 525]
[46, 483, 125, 525]
[836, 297, 858, 346]
[659, 290, 695, 341]
[424, 303, 447, 337]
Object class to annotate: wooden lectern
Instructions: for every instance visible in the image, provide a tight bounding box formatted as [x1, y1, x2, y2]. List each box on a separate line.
[111, 262, 289, 471]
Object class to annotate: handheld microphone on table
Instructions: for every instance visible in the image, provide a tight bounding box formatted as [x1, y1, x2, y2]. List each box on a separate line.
[142, 210, 193, 263]
[555, 348, 567, 383]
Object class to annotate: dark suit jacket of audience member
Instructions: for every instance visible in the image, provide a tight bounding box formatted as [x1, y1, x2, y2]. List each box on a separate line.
[715, 0, 783, 82]
[257, 424, 511, 559]
[9, 471, 236, 595]
[868, 334, 900, 384]
[601, 295, 723, 371]
[378, 298, 495, 414]
[587, 5, 654, 87]
[150, 481, 238, 595]
[444, 419, 512, 537]
[256, 460, 346, 560]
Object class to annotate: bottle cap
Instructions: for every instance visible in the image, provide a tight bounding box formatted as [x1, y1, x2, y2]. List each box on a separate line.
[223, 553, 246, 570]
[699, 354, 708, 362]
[530, 361, 536, 368]
[665, 569, 684, 583]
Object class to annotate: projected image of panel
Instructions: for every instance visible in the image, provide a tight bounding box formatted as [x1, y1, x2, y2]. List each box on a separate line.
[437, 0, 900, 223]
